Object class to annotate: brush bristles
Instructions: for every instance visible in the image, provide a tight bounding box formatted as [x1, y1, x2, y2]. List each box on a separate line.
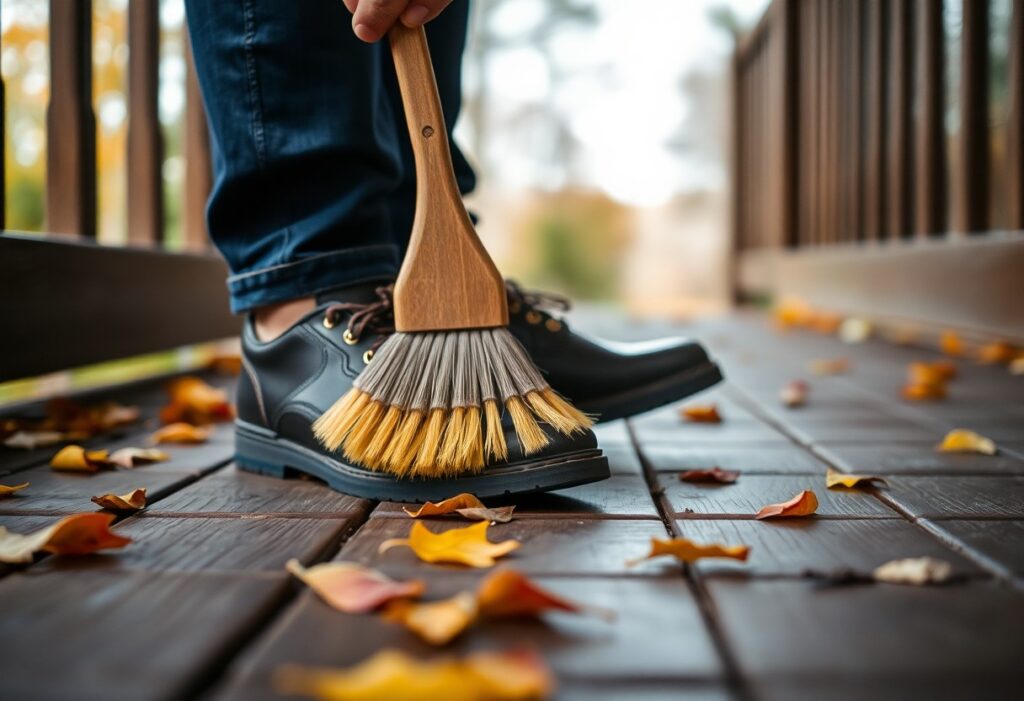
[312, 328, 592, 478]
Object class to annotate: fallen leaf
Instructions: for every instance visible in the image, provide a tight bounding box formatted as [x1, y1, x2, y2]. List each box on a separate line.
[402, 494, 516, 523]
[3, 430, 68, 450]
[838, 317, 872, 343]
[809, 312, 842, 335]
[0, 513, 131, 564]
[0, 482, 29, 497]
[379, 521, 520, 568]
[678, 467, 739, 483]
[49, 445, 115, 472]
[274, 648, 555, 701]
[151, 422, 210, 444]
[680, 404, 722, 423]
[809, 357, 850, 375]
[91, 488, 147, 512]
[384, 591, 480, 645]
[160, 377, 234, 425]
[207, 353, 242, 376]
[455, 506, 516, 523]
[1010, 355, 1024, 375]
[45, 398, 139, 434]
[940, 330, 964, 357]
[286, 559, 425, 614]
[937, 429, 996, 455]
[773, 299, 813, 329]
[826, 467, 887, 489]
[901, 382, 947, 401]
[626, 537, 750, 566]
[779, 380, 808, 408]
[873, 557, 953, 585]
[908, 360, 957, 384]
[108, 447, 170, 468]
[976, 341, 1017, 365]
[755, 490, 818, 519]
[476, 568, 614, 620]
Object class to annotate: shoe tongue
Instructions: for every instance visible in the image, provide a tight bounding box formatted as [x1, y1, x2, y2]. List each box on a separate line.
[316, 280, 393, 306]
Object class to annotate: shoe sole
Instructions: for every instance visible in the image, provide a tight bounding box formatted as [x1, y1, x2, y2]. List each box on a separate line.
[234, 419, 610, 503]
[579, 360, 724, 423]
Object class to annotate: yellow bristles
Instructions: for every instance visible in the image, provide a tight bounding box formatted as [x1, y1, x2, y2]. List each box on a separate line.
[437, 407, 466, 469]
[484, 399, 507, 462]
[382, 410, 424, 474]
[460, 406, 483, 468]
[506, 395, 549, 455]
[313, 389, 370, 451]
[361, 405, 404, 466]
[412, 408, 446, 474]
[342, 400, 386, 461]
[527, 389, 592, 435]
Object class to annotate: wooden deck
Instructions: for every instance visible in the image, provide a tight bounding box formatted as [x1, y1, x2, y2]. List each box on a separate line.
[1, 313, 1022, 701]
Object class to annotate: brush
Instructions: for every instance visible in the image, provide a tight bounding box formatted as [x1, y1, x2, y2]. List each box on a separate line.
[313, 24, 591, 478]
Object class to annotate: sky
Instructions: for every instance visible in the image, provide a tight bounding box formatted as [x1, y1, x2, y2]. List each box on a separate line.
[460, 0, 770, 206]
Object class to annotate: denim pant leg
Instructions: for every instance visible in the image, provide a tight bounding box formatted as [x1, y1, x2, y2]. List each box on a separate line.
[186, 0, 407, 313]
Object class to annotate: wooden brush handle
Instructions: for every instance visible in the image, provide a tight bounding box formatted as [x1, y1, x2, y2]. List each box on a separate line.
[388, 23, 508, 332]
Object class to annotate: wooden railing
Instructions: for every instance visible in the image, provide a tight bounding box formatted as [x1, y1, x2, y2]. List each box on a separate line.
[1, 0, 237, 383]
[732, 0, 1024, 339]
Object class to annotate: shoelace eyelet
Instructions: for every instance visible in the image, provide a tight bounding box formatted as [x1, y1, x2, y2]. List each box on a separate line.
[343, 329, 359, 345]
[322, 315, 337, 329]
[362, 349, 374, 364]
[545, 318, 562, 332]
[508, 301, 522, 314]
[525, 310, 543, 325]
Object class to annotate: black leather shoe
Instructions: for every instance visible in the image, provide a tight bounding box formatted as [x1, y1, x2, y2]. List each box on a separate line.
[505, 283, 723, 422]
[235, 283, 609, 502]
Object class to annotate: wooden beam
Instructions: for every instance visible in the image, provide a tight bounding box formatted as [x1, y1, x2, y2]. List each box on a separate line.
[886, 0, 913, 239]
[914, 0, 945, 236]
[46, 0, 96, 237]
[955, 0, 990, 233]
[127, 0, 164, 244]
[0, 233, 238, 382]
[183, 30, 213, 250]
[1005, 0, 1023, 229]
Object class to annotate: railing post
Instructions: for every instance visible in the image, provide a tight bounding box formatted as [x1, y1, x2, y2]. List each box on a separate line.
[183, 30, 213, 251]
[46, 0, 96, 237]
[127, 0, 164, 244]
[778, 0, 799, 248]
[886, 0, 912, 239]
[914, 0, 945, 237]
[863, 0, 888, 242]
[1009, 0, 1024, 230]
[955, 0, 990, 234]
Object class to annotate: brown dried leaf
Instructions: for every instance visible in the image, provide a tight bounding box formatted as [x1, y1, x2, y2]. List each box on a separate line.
[151, 422, 210, 445]
[826, 467, 887, 489]
[286, 559, 425, 614]
[755, 490, 818, 519]
[455, 506, 516, 523]
[901, 382, 947, 401]
[976, 341, 1017, 365]
[91, 488, 147, 512]
[0, 513, 131, 564]
[0, 482, 29, 497]
[403, 493, 485, 518]
[678, 467, 739, 483]
[627, 537, 750, 566]
[476, 568, 614, 621]
[50, 445, 115, 472]
[108, 447, 171, 468]
[680, 404, 722, 423]
[383, 591, 480, 645]
[160, 377, 234, 425]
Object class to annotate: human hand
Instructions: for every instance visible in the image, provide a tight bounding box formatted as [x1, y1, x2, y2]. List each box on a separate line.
[342, 0, 454, 43]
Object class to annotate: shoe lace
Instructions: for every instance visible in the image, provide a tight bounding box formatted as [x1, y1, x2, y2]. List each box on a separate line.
[322, 280, 570, 351]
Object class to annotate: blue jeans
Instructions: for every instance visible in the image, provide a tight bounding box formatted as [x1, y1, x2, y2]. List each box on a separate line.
[185, 0, 476, 313]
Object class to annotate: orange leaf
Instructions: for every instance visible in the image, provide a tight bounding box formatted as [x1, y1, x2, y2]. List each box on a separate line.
[679, 467, 739, 483]
[476, 568, 615, 621]
[108, 447, 171, 468]
[0, 482, 29, 497]
[207, 353, 242, 376]
[937, 429, 996, 455]
[976, 341, 1017, 365]
[779, 380, 808, 407]
[901, 382, 947, 402]
[274, 648, 555, 701]
[402, 493, 516, 523]
[49, 445, 115, 472]
[680, 404, 722, 423]
[809, 357, 850, 375]
[383, 591, 480, 645]
[755, 490, 818, 519]
[940, 330, 964, 357]
[151, 422, 210, 445]
[91, 488, 147, 512]
[1010, 355, 1024, 375]
[826, 468, 887, 489]
[160, 377, 234, 425]
[908, 360, 956, 384]
[286, 559, 425, 613]
[0, 513, 131, 563]
[626, 537, 750, 566]
[379, 521, 520, 568]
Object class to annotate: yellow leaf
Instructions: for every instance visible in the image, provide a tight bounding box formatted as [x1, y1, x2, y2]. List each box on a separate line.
[275, 648, 555, 701]
[976, 341, 1016, 365]
[940, 330, 964, 357]
[826, 468, 887, 489]
[874, 557, 953, 585]
[809, 357, 850, 375]
[286, 559, 425, 614]
[680, 404, 722, 423]
[755, 490, 818, 519]
[384, 591, 480, 645]
[627, 537, 750, 566]
[937, 429, 996, 455]
[108, 447, 170, 468]
[0, 513, 131, 564]
[908, 360, 956, 384]
[378, 521, 520, 568]
[476, 568, 614, 620]
[0, 482, 29, 497]
[901, 382, 947, 402]
[49, 445, 114, 472]
[151, 422, 210, 445]
[91, 488, 147, 512]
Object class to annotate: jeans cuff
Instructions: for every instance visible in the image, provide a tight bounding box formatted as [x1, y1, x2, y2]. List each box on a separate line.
[227, 245, 401, 313]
